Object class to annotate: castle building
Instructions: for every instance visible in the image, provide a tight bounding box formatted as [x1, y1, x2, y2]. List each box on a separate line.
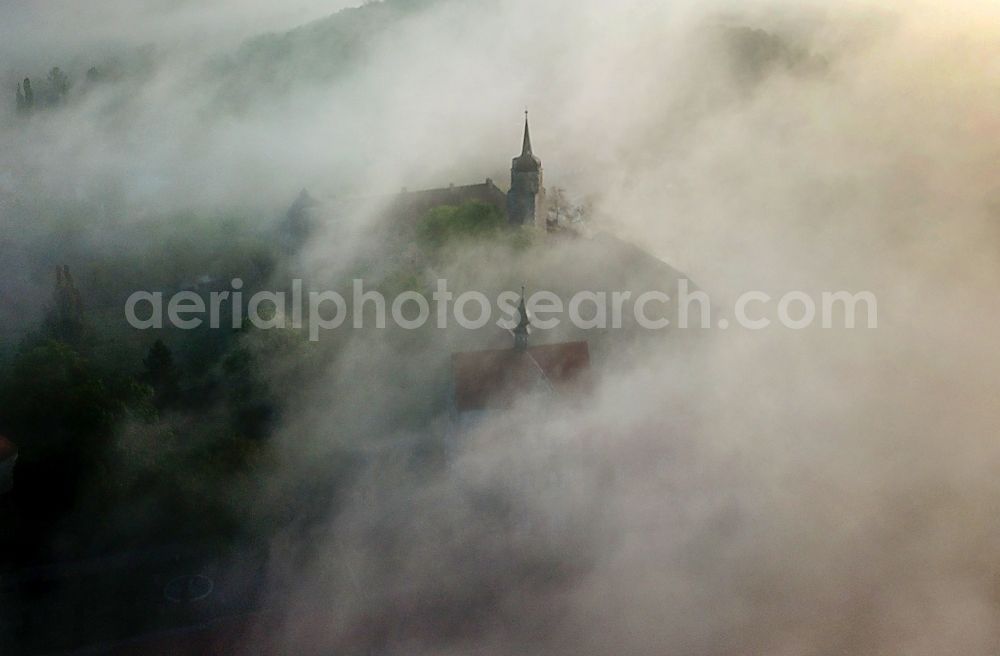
[389, 179, 508, 224]
[392, 112, 548, 229]
[284, 113, 555, 242]
[451, 289, 590, 415]
[506, 112, 546, 229]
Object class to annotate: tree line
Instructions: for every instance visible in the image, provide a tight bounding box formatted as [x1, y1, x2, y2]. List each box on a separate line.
[13, 64, 118, 115]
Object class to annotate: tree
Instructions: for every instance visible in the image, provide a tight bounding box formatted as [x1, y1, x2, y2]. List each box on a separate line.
[48, 265, 85, 343]
[22, 77, 34, 111]
[416, 201, 505, 251]
[222, 344, 276, 440]
[547, 187, 570, 229]
[1, 341, 120, 463]
[142, 339, 180, 408]
[47, 67, 69, 101]
[546, 187, 588, 230]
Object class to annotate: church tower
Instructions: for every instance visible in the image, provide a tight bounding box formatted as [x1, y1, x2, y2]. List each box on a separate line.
[506, 112, 545, 228]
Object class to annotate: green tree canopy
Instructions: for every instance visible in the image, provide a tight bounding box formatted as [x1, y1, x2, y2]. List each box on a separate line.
[416, 201, 506, 250]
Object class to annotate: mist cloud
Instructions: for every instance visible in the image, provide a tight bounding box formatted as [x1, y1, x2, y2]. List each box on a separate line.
[3, 0, 1000, 652]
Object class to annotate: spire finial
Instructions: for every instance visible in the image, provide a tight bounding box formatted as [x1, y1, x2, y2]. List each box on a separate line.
[521, 111, 532, 157]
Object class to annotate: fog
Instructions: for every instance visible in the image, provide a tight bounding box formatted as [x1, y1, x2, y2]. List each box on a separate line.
[0, 0, 351, 65]
[2, 0, 1000, 652]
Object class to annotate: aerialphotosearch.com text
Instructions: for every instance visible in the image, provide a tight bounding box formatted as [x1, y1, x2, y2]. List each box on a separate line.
[124, 278, 878, 341]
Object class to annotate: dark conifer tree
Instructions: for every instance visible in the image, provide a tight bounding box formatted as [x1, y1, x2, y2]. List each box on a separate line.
[22, 77, 34, 110]
[48, 67, 69, 101]
[143, 339, 181, 408]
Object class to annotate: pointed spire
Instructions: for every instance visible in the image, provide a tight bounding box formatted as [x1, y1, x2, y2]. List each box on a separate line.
[513, 285, 531, 351]
[521, 110, 533, 156]
[512, 110, 541, 173]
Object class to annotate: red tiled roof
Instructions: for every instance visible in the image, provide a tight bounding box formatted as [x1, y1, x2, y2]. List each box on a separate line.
[452, 341, 590, 412]
[0, 435, 16, 461]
